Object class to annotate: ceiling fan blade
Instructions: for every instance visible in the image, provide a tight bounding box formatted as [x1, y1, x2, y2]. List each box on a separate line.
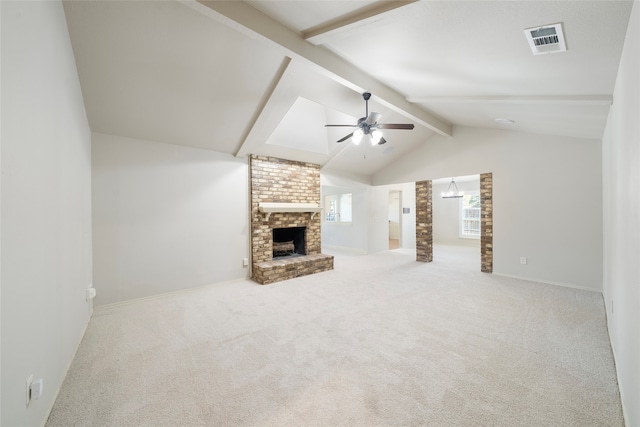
[336, 133, 353, 143]
[378, 123, 415, 130]
[325, 124, 357, 127]
[377, 136, 387, 145]
[365, 112, 382, 125]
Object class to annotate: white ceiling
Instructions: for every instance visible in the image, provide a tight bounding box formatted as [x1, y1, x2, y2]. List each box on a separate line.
[63, 0, 633, 179]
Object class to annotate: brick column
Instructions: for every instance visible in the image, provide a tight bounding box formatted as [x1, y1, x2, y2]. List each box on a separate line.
[480, 173, 493, 273]
[415, 180, 433, 262]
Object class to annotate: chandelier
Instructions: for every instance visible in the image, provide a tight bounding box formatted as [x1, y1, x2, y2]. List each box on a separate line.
[442, 178, 464, 198]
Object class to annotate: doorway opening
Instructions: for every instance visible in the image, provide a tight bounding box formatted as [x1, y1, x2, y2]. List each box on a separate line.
[388, 190, 401, 250]
[416, 173, 492, 272]
[431, 175, 480, 268]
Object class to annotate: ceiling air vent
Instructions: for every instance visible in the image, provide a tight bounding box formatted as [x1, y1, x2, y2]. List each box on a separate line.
[524, 23, 566, 55]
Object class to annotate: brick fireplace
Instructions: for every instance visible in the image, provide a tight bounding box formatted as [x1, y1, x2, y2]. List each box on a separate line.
[250, 155, 333, 285]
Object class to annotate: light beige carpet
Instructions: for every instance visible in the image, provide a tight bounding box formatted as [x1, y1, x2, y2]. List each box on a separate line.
[47, 246, 624, 426]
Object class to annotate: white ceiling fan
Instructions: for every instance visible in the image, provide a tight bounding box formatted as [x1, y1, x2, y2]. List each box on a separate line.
[325, 92, 414, 145]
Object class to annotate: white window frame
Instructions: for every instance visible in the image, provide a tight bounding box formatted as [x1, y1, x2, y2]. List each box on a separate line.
[459, 193, 481, 239]
[324, 193, 352, 224]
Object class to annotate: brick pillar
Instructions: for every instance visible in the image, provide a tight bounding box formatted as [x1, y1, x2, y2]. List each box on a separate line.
[415, 180, 433, 262]
[480, 173, 493, 273]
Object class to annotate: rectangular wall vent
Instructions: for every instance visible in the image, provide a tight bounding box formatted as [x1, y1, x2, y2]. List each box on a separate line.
[524, 23, 566, 55]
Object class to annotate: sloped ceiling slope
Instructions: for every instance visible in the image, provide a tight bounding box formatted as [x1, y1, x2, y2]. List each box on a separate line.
[63, 0, 286, 154]
[64, 0, 633, 178]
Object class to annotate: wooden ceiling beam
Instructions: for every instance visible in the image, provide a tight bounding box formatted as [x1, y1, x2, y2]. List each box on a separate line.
[303, 1, 418, 46]
[183, 0, 452, 137]
[407, 95, 614, 106]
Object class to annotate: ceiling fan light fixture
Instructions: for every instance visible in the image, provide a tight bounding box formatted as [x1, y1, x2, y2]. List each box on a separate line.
[325, 92, 414, 146]
[352, 129, 363, 145]
[371, 130, 383, 145]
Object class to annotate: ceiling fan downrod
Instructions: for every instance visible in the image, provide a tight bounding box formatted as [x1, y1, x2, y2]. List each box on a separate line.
[363, 92, 371, 118]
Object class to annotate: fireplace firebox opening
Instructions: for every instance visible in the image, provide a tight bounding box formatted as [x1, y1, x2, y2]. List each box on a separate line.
[273, 227, 306, 259]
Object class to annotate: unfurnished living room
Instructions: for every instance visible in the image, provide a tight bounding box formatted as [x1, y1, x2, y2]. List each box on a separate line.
[1, 1, 639, 426]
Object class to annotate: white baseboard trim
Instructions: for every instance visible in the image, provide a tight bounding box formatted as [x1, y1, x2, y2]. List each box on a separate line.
[322, 245, 368, 255]
[95, 277, 251, 311]
[492, 272, 602, 293]
[42, 312, 92, 427]
[606, 318, 630, 427]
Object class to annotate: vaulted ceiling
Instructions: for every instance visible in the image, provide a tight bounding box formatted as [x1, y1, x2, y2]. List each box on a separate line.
[63, 0, 633, 179]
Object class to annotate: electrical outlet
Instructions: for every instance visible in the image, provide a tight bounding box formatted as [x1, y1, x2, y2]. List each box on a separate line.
[26, 374, 33, 406]
[520, 257, 527, 265]
[243, 258, 249, 267]
[30, 378, 43, 401]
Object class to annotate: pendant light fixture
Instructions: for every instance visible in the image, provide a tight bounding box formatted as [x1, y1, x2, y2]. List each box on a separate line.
[442, 177, 464, 198]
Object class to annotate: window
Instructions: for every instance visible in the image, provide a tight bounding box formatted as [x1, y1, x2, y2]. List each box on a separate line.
[324, 193, 352, 223]
[460, 194, 481, 238]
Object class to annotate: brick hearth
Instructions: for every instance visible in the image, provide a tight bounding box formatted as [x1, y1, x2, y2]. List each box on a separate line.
[253, 254, 334, 285]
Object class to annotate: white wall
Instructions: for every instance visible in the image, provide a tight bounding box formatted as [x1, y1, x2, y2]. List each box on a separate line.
[602, 2, 640, 425]
[374, 126, 603, 291]
[321, 171, 416, 254]
[92, 133, 249, 305]
[1, 2, 93, 425]
[388, 191, 400, 239]
[399, 182, 416, 249]
[373, 182, 417, 251]
[367, 185, 392, 253]
[321, 185, 368, 253]
[321, 171, 370, 253]
[433, 179, 481, 248]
